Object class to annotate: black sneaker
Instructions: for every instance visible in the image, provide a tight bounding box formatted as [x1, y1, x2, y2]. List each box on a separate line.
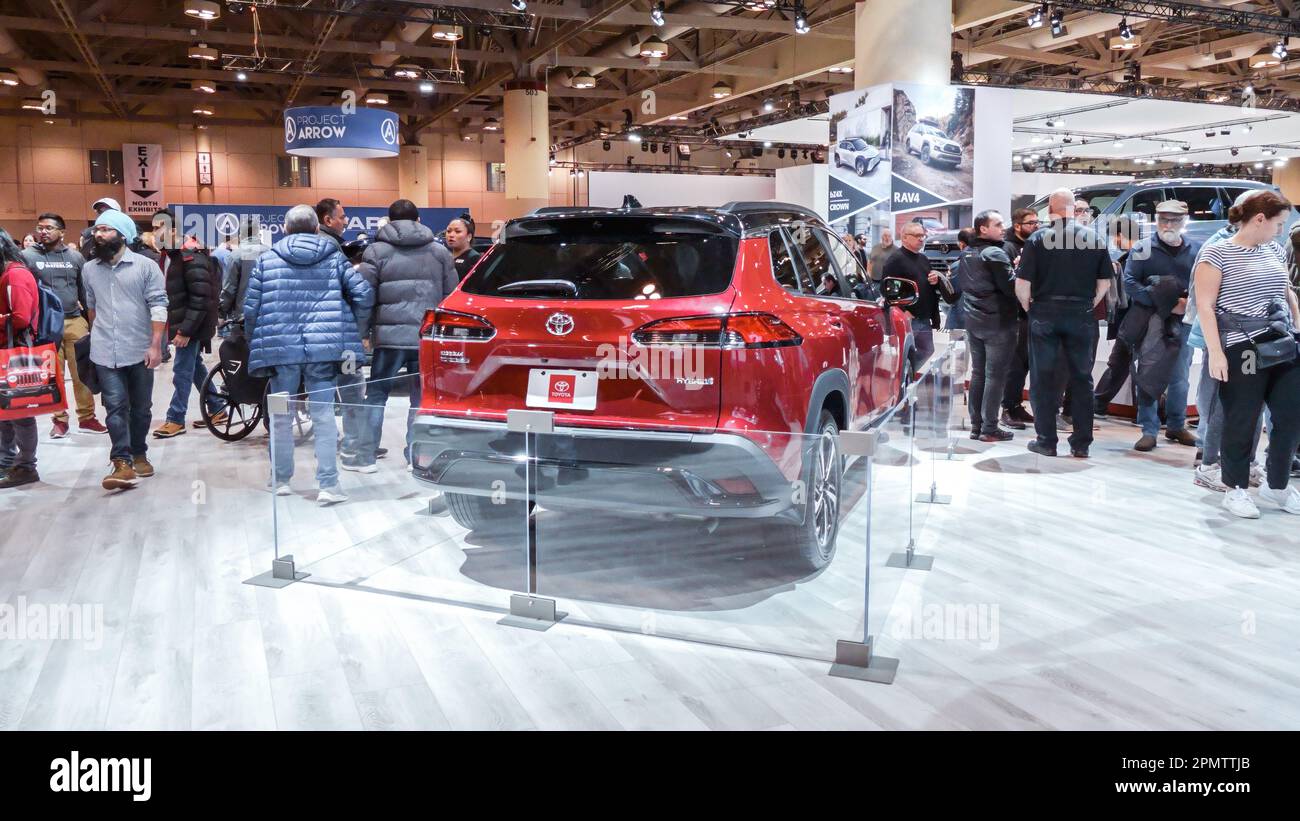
[979, 429, 1015, 442]
[376, 447, 389, 459]
[1000, 409, 1026, 430]
[970, 427, 981, 440]
[1291, 457, 1300, 478]
[1070, 448, 1089, 459]
[1007, 405, 1034, 425]
[1027, 439, 1057, 457]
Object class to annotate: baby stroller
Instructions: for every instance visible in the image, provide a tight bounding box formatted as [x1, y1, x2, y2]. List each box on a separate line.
[200, 320, 314, 443]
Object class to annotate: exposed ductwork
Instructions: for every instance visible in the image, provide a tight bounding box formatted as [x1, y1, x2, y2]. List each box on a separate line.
[0, 26, 48, 87]
[557, 1, 733, 86]
[372, 7, 436, 70]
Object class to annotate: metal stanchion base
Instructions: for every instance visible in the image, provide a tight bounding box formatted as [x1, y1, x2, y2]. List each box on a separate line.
[828, 638, 898, 684]
[244, 554, 311, 588]
[887, 550, 934, 571]
[914, 492, 952, 505]
[499, 594, 567, 631]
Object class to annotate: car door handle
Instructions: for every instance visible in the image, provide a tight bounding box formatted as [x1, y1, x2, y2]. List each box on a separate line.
[829, 320, 843, 328]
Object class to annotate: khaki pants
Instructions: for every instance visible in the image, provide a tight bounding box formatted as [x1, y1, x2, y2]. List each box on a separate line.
[52, 315, 95, 424]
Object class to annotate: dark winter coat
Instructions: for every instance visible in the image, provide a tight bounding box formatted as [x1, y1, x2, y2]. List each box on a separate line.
[161, 247, 218, 347]
[356, 220, 458, 350]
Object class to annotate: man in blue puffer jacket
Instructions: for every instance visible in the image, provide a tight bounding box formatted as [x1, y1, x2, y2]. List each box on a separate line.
[244, 204, 374, 505]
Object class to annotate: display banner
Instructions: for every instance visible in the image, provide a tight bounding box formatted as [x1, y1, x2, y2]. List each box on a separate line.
[169, 203, 466, 246]
[123, 143, 164, 216]
[827, 83, 976, 219]
[284, 106, 400, 158]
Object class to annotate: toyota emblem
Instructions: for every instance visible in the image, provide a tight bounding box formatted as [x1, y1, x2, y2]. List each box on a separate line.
[545, 312, 575, 336]
[553, 381, 570, 393]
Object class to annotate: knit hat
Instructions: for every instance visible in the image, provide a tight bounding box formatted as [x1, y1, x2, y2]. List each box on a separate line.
[94, 208, 137, 243]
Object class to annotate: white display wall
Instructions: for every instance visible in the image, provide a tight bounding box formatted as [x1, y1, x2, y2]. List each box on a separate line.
[587, 171, 775, 208]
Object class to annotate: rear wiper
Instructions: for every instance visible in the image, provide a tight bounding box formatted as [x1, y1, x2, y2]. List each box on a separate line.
[498, 279, 580, 296]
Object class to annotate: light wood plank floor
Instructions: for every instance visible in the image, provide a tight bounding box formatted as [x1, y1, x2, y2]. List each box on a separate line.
[0, 354, 1295, 730]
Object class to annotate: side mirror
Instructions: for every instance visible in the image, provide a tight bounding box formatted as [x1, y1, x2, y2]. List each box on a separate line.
[882, 276, 919, 308]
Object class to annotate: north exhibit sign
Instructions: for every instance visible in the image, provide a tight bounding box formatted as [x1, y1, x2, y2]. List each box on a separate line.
[122, 143, 164, 216]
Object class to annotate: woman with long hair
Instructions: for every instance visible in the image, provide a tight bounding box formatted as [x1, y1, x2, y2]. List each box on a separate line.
[1195, 191, 1300, 518]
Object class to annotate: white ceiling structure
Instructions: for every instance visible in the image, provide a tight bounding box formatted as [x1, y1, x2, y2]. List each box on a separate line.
[1011, 89, 1300, 172]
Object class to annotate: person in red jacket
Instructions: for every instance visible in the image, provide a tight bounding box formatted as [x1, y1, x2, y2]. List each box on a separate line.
[0, 228, 42, 487]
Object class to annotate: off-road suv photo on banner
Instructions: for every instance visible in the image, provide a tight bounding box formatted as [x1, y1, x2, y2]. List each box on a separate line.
[891, 83, 975, 212]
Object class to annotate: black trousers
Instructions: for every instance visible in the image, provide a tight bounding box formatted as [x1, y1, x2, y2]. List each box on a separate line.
[1217, 343, 1300, 490]
[1001, 315, 1030, 411]
[1028, 300, 1098, 451]
[968, 326, 1017, 435]
[1092, 337, 1134, 411]
[1059, 330, 1100, 415]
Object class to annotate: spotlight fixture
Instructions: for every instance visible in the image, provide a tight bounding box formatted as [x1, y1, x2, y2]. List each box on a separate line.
[188, 43, 220, 61]
[511, 0, 527, 11]
[602, 140, 611, 151]
[1263, 147, 1276, 156]
[793, 3, 809, 35]
[763, 98, 774, 112]
[235, 71, 248, 81]
[430, 24, 463, 41]
[1109, 34, 1140, 51]
[628, 131, 642, 143]
[650, 142, 659, 154]
[763, 140, 773, 148]
[1112, 140, 1123, 148]
[1242, 124, 1254, 134]
[393, 64, 421, 80]
[1049, 8, 1065, 37]
[365, 92, 389, 105]
[1243, 83, 1254, 96]
[1230, 147, 1240, 157]
[1249, 48, 1279, 69]
[828, 65, 853, 74]
[0, 69, 18, 86]
[1118, 17, 1133, 40]
[1205, 130, 1215, 138]
[571, 70, 597, 89]
[1220, 128, 1230, 136]
[192, 104, 214, 117]
[549, 154, 556, 166]
[184, 0, 220, 21]
[639, 35, 669, 59]
[482, 116, 499, 131]
[1180, 144, 1191, 151]
[1027, 3, 1045, 29]
[192, 78, 216, 94]
[710, 81, 732, 99]
[641, 141, 649, 152]
[1274, 39, 1289, 62]
[650, 1, 665, 27]
[418, 81, 434, 94]
[1254, 161, 1265, 169]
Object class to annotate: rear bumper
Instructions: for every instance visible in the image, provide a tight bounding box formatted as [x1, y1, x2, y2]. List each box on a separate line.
[410, 415, 800, 520]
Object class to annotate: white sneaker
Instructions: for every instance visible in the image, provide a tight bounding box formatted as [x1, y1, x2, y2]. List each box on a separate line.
[1249, 462, 1265, 488]
[339, 460, 377, 474]
[1258, 486, 1300, 514]
[1222, 488, 1261, 519]
[318, 486, 349, 506]
[265, 480, 292, 496]
[1193, 463, 1228, 493]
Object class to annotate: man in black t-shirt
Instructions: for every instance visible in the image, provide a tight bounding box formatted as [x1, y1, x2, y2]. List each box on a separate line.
[1015, 189, 1112, 457]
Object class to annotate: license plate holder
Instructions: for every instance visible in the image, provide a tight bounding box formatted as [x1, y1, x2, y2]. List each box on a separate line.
[526, 369, 597, 411]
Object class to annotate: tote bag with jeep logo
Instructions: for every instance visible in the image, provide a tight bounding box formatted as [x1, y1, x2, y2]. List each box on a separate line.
[1, 288, 65, 421]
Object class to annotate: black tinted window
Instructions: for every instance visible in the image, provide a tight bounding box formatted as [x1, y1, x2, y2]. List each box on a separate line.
[787, 223, 833, 294]
[819, 229, 879, 301]
[1173, 186, 1225, 221]
[769, 231, 801, 291]
[465, 217, 737, 300]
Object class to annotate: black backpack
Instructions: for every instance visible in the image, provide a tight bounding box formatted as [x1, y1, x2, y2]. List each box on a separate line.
[217, 331, 269, 406]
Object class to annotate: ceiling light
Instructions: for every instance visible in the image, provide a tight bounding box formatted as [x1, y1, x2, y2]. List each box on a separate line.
[1027, 3, 1045, 28]
[1276, 158, 1289, 167]
[511, 0, 527, 11]
[365, 92, 388, 105]
[235, 70, 247, 81]
[1049, 8, 1065, 37]
[639, 35, 669, 58]
[650, 1, 665, 26]
[628, 131, 642, 143]
[763, 98, 774, 112]
[462, 134, 475, 142]
[763, 140, 772, 148]
[666, 114, 688, 121]
[419, 81, 434, 94]
[184, 0, 220, 21]
[393, 65, 421, 80]
[192, 105, 214, 116]
[1250, 48, 1280, 69]
[1274, 39, 1290, 61]
[1263, 147, 1276, 156]
[602, 140, 610, 151]
[1118, 17, 1133, 40]
[1012, 155, 1021, 162]
[21, 97, 43, 111]
[571, 70, 596, 89]
[710, 81, 732, 99]
[1243, 83, 1254, 96]
[1109, 34, 1140, 51]
[793, 4, 810, 34]
[483, 117, 499, 131]
[192, 78, 216, 94]
[1205, 129, 1215, 138]
[188, 43, 219, 61]
[549, 154, 556, 166]
[1242, 124, 1254, 134]
[1255, 161, 1265, 169]
[0, 70, 19, 86]
[1112, 140, 1123, 148]
[431, 24, 463, 41]
[829, 65, 853, 74]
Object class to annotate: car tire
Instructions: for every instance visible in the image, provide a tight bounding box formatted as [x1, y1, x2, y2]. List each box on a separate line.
[445, 492, 527, 533]
[855, 157, 866, 176]
[772, 409, 842, 571]
[921, 144, 932, 165]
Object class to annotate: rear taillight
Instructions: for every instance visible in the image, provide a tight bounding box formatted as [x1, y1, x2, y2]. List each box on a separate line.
[422, 309, 496, 342]
[632, 313, 801, 349]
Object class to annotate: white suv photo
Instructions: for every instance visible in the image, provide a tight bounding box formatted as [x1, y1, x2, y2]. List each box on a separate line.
[833, 137, 883, 176]
[905, 123, 962, 167]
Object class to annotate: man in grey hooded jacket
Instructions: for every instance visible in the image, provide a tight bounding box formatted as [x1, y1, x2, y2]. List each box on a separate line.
[346, 199, 457, 471]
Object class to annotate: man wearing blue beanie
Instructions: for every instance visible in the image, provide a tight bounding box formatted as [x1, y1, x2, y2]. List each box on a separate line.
[82, 207, 170, 490]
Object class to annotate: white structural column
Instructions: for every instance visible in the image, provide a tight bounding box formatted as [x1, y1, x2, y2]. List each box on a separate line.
[503, 79, 550, 218]
[854, 0, 953, 88]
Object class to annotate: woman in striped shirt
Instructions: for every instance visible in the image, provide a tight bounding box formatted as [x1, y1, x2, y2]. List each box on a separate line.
[1195, 191, 1300, 518]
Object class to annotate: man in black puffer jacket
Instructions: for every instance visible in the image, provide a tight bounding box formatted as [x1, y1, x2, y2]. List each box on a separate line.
[956, 210, 1019, 442]
[150, 209, 223, 437]
[347, 199, 457, 471]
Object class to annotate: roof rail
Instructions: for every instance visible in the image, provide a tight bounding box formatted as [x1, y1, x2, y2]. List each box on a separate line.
[527, 206, 608, 215]
[720, 201, 822, 221]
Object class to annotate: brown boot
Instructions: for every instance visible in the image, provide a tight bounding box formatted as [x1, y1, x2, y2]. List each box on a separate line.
[133, 456, 155, 478]
[152, 421, 186, 438]
[102, 459, 138, 490]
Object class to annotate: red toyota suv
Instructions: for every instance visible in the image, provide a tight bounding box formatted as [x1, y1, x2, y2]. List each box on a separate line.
[411, 202, 919, 570]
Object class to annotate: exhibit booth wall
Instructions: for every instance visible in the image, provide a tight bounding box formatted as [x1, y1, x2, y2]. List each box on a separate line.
[587, 170, 775, 209]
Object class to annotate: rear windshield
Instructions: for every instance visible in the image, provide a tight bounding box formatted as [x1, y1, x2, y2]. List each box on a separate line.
[463, 217, 737, 300]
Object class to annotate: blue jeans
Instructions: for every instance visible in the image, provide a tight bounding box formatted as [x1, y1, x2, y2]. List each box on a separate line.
[268, 362, 340, 490]
[908, 318, 935, 374]
[99, 362, 154, 462]
[336, 369, 367, 456]
[356, 348, 420, 466]
[166, 338, 221, 424]
[1136, 322, 1193, 437]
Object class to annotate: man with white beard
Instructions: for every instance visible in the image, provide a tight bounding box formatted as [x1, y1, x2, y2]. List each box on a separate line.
[1123, 200, 1201, 452]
